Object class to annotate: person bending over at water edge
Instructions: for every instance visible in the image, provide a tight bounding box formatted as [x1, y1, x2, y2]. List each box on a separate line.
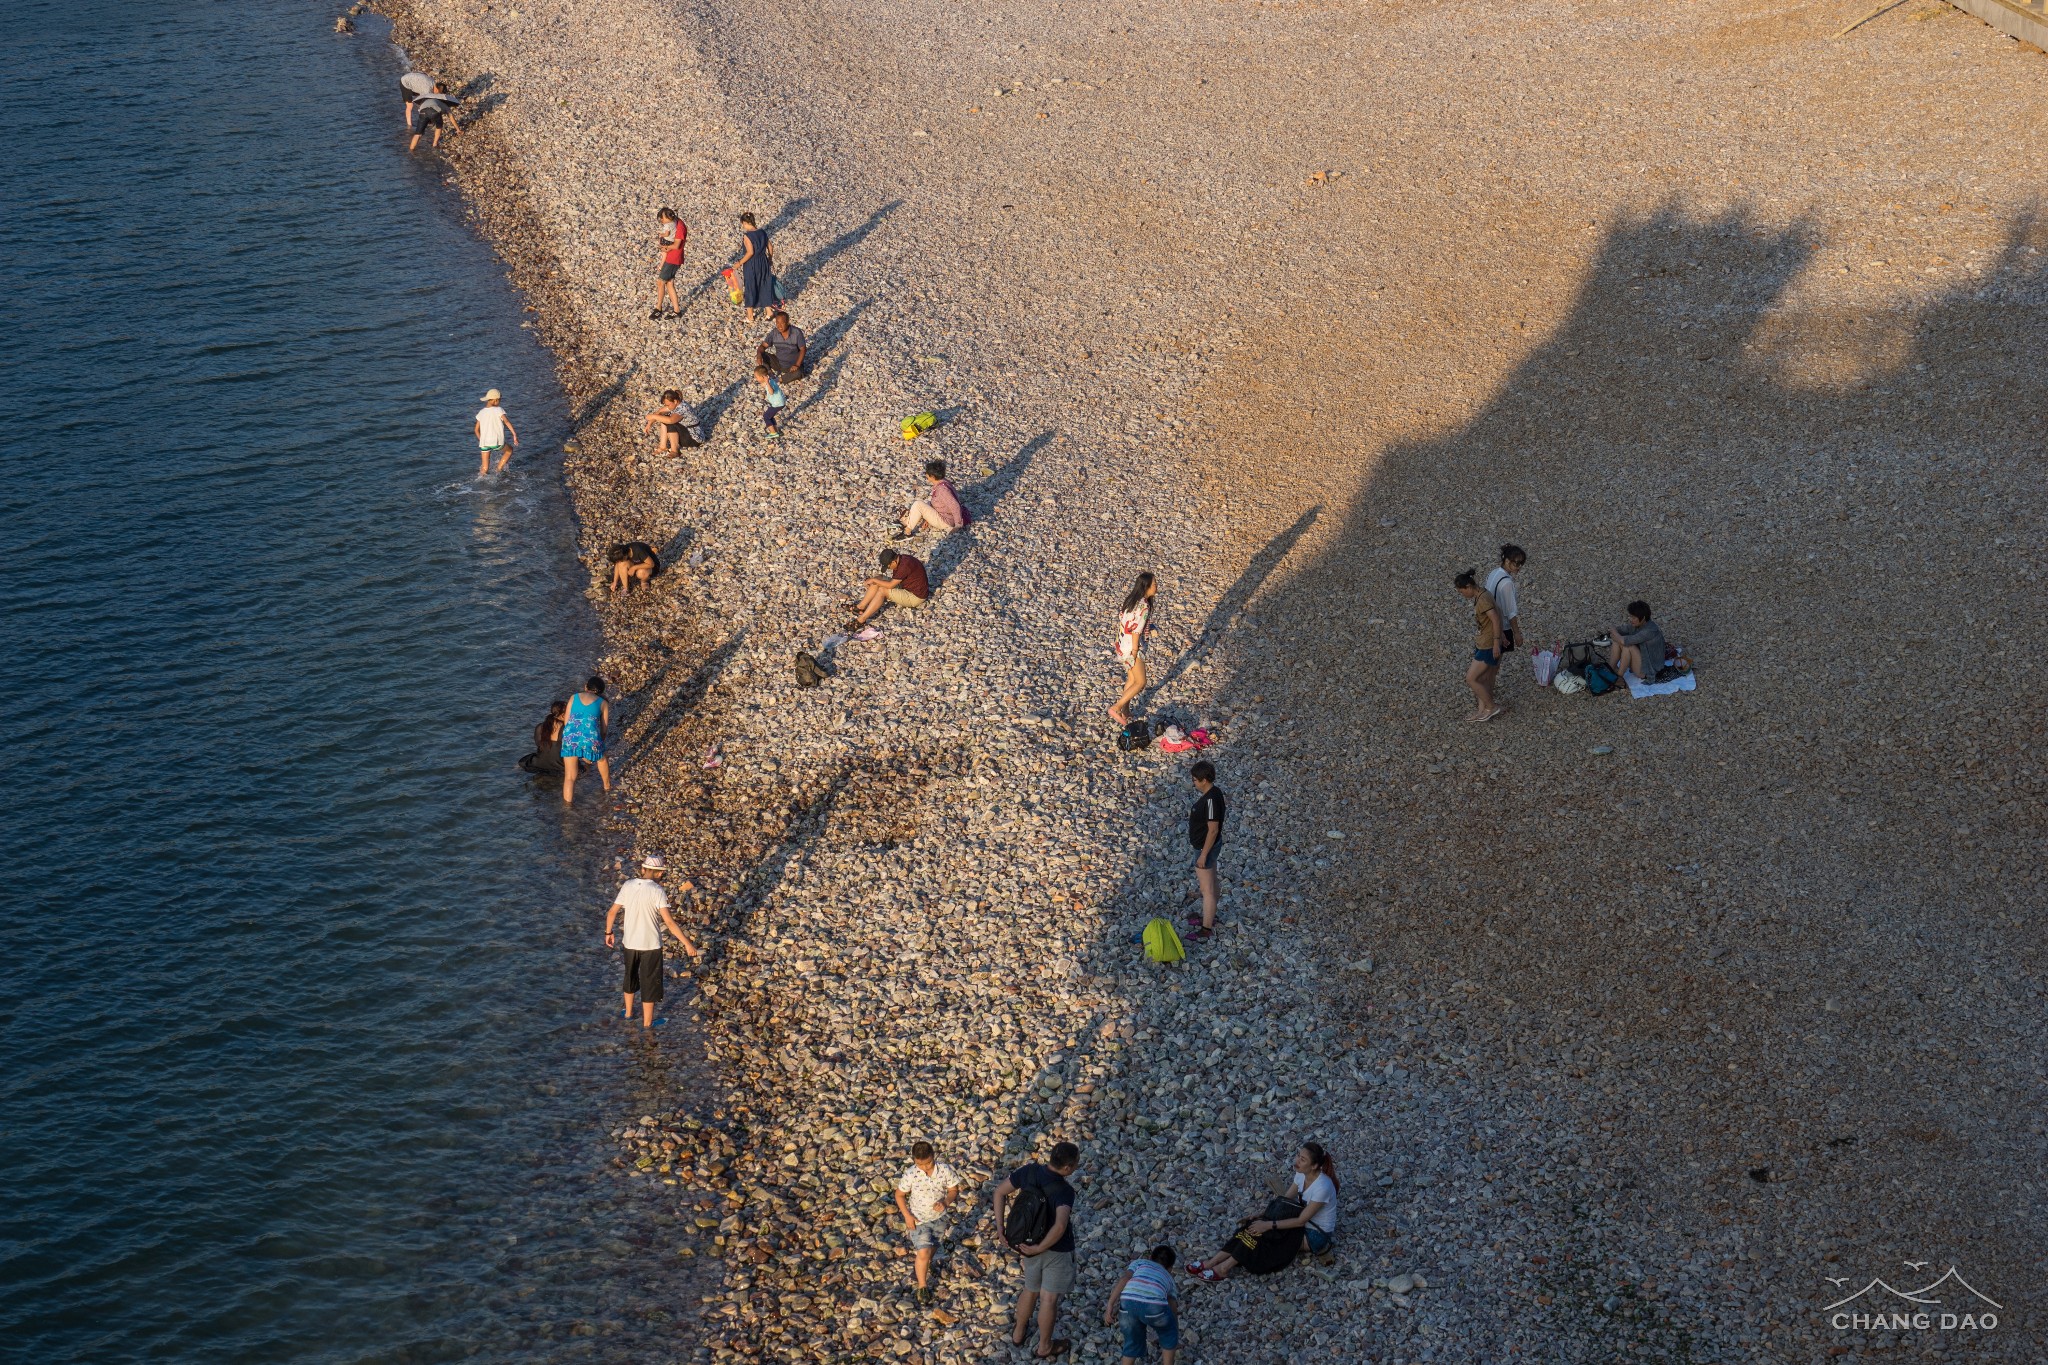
[1454, 567, 1504, 723]
[518, 698, 566, 775]
[847, 548, 928, 626]
[608, 541, 661, 594]
[559, 676, 610, 803]
[407, 81, 458, 152]
[1109, 572, 1156, 726]
[1187, 1143, 1338, 1281]
[603, 853, 701, 1030]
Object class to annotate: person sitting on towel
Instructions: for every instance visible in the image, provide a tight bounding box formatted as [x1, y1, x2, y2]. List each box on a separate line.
[1608, 600, 1668, 681]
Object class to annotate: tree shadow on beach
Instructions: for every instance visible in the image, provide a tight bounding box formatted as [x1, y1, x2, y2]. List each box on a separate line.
[1208, 200, 2048, 1350]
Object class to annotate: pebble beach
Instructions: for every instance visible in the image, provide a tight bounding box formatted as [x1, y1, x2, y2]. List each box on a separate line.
[378, 0, 2044, 1359]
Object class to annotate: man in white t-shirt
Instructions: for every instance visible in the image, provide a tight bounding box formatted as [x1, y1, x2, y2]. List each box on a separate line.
[1484, 544, 1527, 662]
[473, 388, 519, 478]
[602, 854, 701, 1029]
[894, 1140, 964, 1303]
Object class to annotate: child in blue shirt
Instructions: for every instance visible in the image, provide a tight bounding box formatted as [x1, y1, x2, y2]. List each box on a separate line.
[1103, 1245, 1180, 1364]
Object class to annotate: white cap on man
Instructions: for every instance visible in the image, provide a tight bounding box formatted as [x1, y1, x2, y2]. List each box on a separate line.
[482, 388, 502, 402]
[639, 853, 667, 872]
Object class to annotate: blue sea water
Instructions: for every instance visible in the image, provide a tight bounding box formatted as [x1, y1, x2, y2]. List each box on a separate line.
[0, 2, 689, 1359]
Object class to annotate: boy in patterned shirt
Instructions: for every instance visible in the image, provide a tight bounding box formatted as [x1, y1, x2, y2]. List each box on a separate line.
[894, 1141, 964, 1303]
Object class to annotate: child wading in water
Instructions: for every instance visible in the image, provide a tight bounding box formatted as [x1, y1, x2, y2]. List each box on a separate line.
[474, 388, 518, 477]
[753, 364, 787, 439]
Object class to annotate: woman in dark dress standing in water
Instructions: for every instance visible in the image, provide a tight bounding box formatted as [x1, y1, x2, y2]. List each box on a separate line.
[736, 212, 775, 324]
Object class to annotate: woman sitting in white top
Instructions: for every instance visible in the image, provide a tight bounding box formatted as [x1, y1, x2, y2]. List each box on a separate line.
[1185, 1142, 1339, 1281]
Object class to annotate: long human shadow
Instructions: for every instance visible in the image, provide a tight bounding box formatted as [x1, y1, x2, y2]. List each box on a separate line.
[962, 430, 1053, 520]
[786, 351, 848, 425]
[1213, 203, 2048, 1333]
[619, 629, 746, 767]
[1143, 503, 1323, 704]
[778, 200, 902, 298]
[571, 361, 638, 428]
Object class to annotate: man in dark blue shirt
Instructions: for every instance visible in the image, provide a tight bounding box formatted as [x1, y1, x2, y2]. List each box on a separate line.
[993, 1141, 1081, 1357]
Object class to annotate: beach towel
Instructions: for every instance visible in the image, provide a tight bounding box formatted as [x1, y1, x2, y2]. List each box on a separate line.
[1625, 670, 1697, 699]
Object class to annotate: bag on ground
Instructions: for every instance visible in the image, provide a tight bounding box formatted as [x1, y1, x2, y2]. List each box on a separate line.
[1142, 916, 1186, 963]
[1553, 670, 1587, 695]
[1584, 661, 1622, 696]
[1530, 645, 1561, 688]
[1117, 721, 1151, 751]
[1225, 1198, 1307, 1275]
[1560, 641, 1599, 677]
[1003, 1184, 1054, 1249]
[900, 411, 938, 441]
[794, 652, 828, 688]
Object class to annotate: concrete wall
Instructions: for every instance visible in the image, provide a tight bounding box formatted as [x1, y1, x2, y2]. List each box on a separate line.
[1948, 0, 2048, 50]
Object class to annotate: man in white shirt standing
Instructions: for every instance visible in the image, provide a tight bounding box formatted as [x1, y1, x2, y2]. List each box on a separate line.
[1484, 544, 1527, 665]
[603, 854, 701, 1029]
[895, 1140, 964, 1304]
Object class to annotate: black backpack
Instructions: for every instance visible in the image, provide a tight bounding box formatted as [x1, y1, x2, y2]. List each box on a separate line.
[1003, 1181, 1055, 1248]
[794, 652, 828, 688]
[1116, 721, 1151, 751]
[1560, 641, 1599, 677]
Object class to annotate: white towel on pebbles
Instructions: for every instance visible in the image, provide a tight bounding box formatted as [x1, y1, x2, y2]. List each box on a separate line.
[1626, 670, 1697, 699]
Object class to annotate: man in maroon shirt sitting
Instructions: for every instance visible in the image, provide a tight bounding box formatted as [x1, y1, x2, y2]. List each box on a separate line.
[848, 548, 930, 625]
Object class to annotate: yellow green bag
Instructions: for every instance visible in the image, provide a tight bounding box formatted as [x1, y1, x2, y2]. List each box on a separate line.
[1142, 916, 1185, 964]
[900, 411, 937, 441]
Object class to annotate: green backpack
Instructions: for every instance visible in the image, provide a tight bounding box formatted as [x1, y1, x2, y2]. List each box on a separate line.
[1142, 916, 1186, 964]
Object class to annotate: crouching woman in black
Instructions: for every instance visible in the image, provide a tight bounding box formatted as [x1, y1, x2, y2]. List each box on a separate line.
[1186, 1142, 1338, 1282]
[518, 699, 566, 776]
[608, 541, 662, 595]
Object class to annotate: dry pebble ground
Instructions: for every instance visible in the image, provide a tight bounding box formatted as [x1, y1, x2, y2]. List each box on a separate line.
[379, 0, 2044, 1360]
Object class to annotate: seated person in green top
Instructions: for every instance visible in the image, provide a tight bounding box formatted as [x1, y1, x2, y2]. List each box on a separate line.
[1607, 599, 1668, 681]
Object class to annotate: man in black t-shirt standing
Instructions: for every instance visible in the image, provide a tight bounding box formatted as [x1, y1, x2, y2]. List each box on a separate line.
[1184, 760, 1226, 941]
[992, 1141, 1080, 1358]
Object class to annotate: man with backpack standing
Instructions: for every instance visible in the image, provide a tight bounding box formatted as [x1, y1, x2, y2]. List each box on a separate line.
[993, 1141, 1081, 1359]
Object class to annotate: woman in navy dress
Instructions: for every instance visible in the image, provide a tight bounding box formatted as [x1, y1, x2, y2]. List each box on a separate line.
[736, 212, 776, 323]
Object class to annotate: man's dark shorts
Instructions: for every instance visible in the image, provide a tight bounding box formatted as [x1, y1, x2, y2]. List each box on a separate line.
[622, 948, 664, 1001]
[658, 262, 680, 280]
[766, 355, 805, 380]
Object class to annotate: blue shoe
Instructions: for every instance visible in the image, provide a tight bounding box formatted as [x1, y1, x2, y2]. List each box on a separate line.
[647, 1017, 668, 1029]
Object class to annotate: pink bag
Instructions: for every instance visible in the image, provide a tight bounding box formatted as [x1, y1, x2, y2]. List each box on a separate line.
[1530, 645, 1561, 688]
